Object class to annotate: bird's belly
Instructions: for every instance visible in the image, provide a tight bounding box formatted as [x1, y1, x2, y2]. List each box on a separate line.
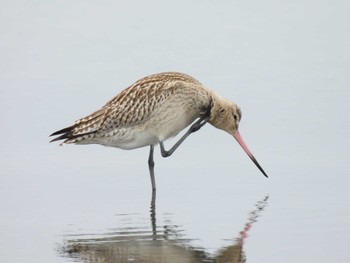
[95, 128, 159, 150]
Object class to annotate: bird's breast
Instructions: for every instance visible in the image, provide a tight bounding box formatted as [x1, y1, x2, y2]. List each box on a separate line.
[144, 102, 200, 142]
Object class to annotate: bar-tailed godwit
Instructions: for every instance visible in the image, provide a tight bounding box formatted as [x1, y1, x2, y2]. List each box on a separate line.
[50, 72, 268, 191]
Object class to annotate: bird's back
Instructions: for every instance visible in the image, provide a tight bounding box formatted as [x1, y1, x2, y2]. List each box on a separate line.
[51, 72, 212, 149]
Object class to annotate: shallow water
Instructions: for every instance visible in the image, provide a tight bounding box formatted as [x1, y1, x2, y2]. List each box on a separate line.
[58, 196, 269, 263]
[1, 1, 350, 262]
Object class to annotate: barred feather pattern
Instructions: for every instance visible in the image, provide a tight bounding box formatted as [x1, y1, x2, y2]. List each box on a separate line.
[51, 72, 212, 148]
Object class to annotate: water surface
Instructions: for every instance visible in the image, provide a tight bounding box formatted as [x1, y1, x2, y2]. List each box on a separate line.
[59, 196, 268, 263]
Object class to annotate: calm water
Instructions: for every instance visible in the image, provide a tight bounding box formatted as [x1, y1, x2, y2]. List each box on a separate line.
[58, 196, 269, 263]
[1, 1, 350, 262]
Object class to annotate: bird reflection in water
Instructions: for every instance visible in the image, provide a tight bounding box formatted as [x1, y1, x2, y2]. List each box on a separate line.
[59, 195, 269, 263]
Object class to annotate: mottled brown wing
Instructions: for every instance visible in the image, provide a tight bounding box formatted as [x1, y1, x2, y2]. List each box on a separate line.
[50, 72, 201, 143]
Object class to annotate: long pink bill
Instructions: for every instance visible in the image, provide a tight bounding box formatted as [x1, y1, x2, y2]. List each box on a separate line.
[233, 131, 268, 178]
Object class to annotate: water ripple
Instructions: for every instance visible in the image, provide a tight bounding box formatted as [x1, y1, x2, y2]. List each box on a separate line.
[59, 196, 269, 263]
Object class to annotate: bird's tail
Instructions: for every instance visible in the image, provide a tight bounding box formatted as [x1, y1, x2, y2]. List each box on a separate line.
[50, 125, 76, 143]
[49, 124, 96, 144]
[49, 107, 109, 144]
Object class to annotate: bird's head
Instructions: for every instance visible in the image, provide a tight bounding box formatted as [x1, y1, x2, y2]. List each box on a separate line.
[209, 91, 268, 178]
[209, 92, 242, 135]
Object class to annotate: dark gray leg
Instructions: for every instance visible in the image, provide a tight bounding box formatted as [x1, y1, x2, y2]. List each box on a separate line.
[150, 191, 156, 238]
[160, 115, 210, 158]
[148, 145, 156, 192]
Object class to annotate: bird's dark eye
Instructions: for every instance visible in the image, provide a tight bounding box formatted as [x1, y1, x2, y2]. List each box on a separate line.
[233, 114, 238, 120]
[219, 109, 226, 114]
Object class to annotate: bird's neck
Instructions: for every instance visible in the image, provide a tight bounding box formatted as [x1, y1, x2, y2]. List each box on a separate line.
[208, 91, 231, 128]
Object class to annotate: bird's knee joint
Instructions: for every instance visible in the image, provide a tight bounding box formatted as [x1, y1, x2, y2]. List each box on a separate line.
[161, 151, 170, 158]
[190, 124, 201, 133]
[148, 159, 155, 167]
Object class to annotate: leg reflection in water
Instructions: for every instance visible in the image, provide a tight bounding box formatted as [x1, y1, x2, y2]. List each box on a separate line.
[59, 195, 269, 263]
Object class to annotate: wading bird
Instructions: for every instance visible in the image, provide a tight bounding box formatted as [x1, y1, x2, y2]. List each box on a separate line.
[50, 72, 268, 191]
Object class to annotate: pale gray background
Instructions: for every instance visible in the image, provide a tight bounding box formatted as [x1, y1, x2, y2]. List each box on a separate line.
[1, 0, 349, 262]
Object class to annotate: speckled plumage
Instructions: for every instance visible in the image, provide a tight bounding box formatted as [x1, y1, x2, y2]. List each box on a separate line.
[50, 72, 268, 190]
[51, 72, 213, 149]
